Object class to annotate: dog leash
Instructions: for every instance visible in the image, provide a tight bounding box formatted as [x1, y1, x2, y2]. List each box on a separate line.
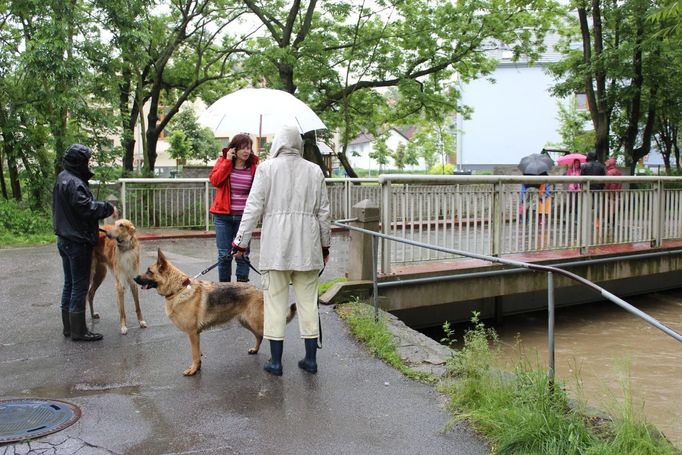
[242, 256, 262, 276]
[190, 255, 253, 280]
[191, 260, 222, 280]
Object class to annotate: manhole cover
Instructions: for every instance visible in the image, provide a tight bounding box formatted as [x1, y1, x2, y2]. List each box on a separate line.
[0, 399, 81, 444]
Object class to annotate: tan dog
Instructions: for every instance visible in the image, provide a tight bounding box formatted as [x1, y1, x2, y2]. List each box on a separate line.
[134, 249, 295, 376]
[87, 219, 147, 335]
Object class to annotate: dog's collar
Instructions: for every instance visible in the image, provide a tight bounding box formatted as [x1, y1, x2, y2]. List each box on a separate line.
[117, 240, 134, 252]
[163, 277, 192, 299]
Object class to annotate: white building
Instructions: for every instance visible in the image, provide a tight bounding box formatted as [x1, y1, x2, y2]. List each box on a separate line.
[457, 38, 569, 171]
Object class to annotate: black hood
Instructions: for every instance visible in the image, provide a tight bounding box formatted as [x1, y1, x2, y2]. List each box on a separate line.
[63, 144, 94, 181]
[586, 151, 597, 162]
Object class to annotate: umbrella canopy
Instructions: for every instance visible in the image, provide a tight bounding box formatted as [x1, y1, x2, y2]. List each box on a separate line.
[198, 88, 327, 136]
[556, 153, 587, 166]
[518, 153, 554, 175]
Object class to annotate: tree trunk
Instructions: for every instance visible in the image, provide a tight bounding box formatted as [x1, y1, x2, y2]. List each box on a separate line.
[622, 10, 645, 168]
[144, 77, 164, 174]
[337, 148, 359, 178]
[579, 3, 610, 162]
[52, 110, 68, 176]
[674, 130, 680, 170]
[302, 132, 329, 177]
[3, 141, 21, 201]
[0, 148, 7, 199]
[119, 74, 135, 174]
[146, 127, 158, 173]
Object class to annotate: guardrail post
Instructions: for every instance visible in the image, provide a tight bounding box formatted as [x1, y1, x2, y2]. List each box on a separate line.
[580, 185, 590, 255]
[652, 179, 663, 247]
[104, 194, 119, 225]
[381, 179, 393, 274]
[492, 181, 502, 256]
[347, 199, 381, 281]
[547, 272, 555, 387]
[205, 181, 210, 232]
[372, 235, 379, 321]
[121, 180, 127, 219]
[345, 179, 351, 220]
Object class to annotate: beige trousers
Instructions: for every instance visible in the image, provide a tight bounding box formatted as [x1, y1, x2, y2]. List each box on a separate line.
[262, 270, 320, 341]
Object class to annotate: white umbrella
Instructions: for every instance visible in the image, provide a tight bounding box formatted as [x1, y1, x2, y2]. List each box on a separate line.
[198, 88, 327, 137]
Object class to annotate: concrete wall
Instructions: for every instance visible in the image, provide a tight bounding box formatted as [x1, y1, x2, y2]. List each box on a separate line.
[378, 251, 682, 328]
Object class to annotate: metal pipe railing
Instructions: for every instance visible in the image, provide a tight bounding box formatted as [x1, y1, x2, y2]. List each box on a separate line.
[333, 219, 682, 384]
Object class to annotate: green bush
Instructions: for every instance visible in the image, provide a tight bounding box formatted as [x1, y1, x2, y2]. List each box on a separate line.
[0, 199, 54, 246]
[429, 163, 455, 175]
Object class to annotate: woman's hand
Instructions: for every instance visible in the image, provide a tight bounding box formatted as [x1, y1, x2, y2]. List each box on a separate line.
[223, 147, 236, 160]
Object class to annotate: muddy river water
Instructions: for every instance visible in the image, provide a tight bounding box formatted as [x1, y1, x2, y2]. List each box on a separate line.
[491, 289, 682, 447]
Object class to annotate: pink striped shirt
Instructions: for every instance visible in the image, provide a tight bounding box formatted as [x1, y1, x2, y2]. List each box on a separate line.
[230, 167, 254, 214]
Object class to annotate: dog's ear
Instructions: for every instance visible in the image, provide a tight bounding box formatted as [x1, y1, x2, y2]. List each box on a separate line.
[157, 249, 168, 270]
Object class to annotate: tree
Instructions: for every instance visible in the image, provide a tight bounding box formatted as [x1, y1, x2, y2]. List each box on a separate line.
[549, 0, 672, 173]
[368, 133, 391, 173]
[406, 129, 437, 171]
[167, 108, 219, 166]
[242, 0, 561, 176]
[551, 98, 594, 154]
[1, 0, 116, 208]
[392, 143, 407, 171]
[98, 0, 250, 175]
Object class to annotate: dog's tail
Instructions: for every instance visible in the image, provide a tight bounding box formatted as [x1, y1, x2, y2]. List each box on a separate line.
[286, 303, 296, 323]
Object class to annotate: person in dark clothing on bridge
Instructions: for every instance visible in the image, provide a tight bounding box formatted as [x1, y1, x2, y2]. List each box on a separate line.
[581, 151, 606, 190]
[581, 151, 607, 231]
[53, 144, 117, 342]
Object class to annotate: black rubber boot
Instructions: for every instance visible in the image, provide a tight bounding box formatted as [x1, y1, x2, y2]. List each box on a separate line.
[236, 276, 249, 282]
[69, 311, 103, 342]
[298, 338, 318, 374]
[61, 308, 70, 337]
[263, 340, 283, 376]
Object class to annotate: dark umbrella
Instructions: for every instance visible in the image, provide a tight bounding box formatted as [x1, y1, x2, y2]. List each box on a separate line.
[518, 153, 554, 175]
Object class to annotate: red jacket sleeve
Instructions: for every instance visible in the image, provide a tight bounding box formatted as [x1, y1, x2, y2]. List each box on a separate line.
[209, 157, 233, 188]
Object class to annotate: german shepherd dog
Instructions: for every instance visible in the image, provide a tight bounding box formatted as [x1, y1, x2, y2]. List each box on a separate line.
[87, 219, 148, 335]
[134, 249, 295, 376]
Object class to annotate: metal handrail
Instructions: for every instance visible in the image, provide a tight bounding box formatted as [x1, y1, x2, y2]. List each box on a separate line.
[334, 218, 682, 383]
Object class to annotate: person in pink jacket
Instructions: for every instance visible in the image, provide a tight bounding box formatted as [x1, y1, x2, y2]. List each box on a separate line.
[604, 158, 623, 191]
[209, 133, 259, 282]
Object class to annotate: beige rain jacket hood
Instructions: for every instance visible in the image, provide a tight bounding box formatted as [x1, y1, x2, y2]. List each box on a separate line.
[233, 126, 331, 271]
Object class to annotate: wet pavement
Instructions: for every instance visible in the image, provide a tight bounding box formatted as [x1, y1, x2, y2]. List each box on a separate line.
[0, 235, 488, 454]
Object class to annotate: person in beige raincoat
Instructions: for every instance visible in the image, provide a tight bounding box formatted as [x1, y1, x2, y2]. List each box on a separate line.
[232, 125, 331, 376]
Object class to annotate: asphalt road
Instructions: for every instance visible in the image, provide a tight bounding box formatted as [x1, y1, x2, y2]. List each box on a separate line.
[0, 237, 488, 454]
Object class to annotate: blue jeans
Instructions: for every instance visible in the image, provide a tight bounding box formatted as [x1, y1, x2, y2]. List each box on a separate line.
[58, 237, 93, 313]
[214, 214, 250, 282]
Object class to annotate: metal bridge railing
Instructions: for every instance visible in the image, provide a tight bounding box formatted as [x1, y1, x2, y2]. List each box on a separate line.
[377, 175, 682, 274]
[333, 218, 682, 384]
[117, 175, 682, 273]
[118, 177, 379, 230]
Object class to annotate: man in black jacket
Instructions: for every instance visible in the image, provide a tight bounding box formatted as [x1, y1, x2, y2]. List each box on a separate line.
[581, 151, 606, 190]
[53, 144, 117, 341]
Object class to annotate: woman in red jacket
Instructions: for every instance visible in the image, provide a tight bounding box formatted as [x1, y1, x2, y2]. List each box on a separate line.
[209, 133, 259, 282]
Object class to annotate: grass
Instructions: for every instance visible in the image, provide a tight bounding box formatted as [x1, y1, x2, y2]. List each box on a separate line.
[338, 304, 680, 454]
[337, 300, 436, 383]
[319, 277, 346, 295]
